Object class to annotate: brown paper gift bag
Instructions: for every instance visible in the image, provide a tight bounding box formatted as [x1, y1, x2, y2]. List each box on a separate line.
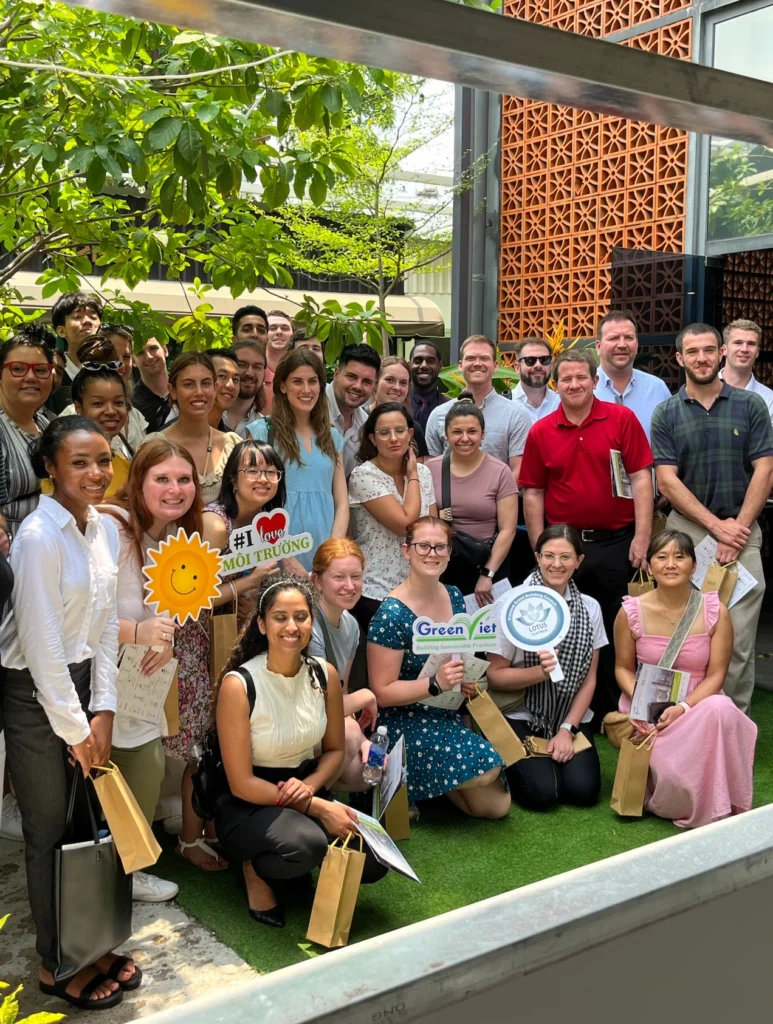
[306, 833, 366, 948]
[384, 782, 411, 842]
[526, 733, 591, 757]
[92, 762, 162, 873]
[467, 686, 527, 767]
[610, 732, 656, 817]
[701, 560, 738, 607]
[210, 586, 238, 686]
[628, 569, 655, 597]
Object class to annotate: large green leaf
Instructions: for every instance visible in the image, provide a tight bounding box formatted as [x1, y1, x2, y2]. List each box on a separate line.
[146, 116, 183, 152]
[175, 122, 202, 168]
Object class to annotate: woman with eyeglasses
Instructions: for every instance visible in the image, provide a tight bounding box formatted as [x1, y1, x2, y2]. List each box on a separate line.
[0, 325, 55, 538]
[486, 525, 606, 812]
[348, 403, 436, 639]
[370, 356, 429, 459]
[247, 348, 348, 573]
[368, 516, 510, 818]
[427, 397, 518, 605]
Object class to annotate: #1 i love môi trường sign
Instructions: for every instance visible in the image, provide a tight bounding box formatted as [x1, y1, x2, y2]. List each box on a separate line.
[220, 508, 313, 575]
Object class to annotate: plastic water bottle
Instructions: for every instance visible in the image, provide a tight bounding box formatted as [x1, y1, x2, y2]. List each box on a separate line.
[362, 726, 390, 787]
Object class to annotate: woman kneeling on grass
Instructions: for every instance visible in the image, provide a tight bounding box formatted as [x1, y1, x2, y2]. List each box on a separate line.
[367, 516, 510, 819]
[486, 525, 606, 812]
[614, 530, 756, 828]
[215, 574, 386, 929]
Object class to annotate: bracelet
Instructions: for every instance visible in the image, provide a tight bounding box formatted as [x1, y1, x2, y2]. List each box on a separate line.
[134, 622, 138, 644]
[407, 477, 420, 483]
[678, 700, 691, 713]
[304, 794, 314, 815]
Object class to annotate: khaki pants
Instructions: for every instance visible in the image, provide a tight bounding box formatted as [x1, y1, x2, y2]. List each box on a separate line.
[667, 511, 764, 714]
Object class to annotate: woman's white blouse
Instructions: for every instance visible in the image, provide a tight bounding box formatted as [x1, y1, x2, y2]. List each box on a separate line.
[0, 495, 120, 746]
[233, 653, 328, 769]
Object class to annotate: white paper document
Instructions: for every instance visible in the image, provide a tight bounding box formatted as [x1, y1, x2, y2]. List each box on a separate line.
[463, 578, 512, 616]
[691, 536, 757, 610]
[418, 654, 488, 710]
[116, 644, 177, 725]
[348, 806, 420, 882]
[630, 662, 691, 723]
[373, 734, 407, 820]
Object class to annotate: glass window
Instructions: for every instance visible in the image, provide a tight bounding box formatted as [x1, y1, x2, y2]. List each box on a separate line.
[708, 5, 773, 246]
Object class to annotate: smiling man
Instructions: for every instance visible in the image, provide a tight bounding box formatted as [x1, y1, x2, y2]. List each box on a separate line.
[326, 343, 380, 477]
[133, 336, 171, 433]
[652, 323, 773, 713]
[719, 318, 773, 426]
[519, 348, 654, 718]
[593, 311, 670, 441]
[410, 341, 448, 431]
[229, 340, 266, 438]
[263, 310, 294, 413]
[49, 291, 103, 412]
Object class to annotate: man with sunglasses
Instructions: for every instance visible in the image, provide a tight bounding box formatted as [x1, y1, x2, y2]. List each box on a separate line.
[511, 338, 560, 425]
[594, 310, 670, 440]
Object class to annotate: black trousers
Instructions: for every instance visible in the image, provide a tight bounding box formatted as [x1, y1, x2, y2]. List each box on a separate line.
[506, 720, 601, 812]
[2, 661, 94, 970]
[574, 527, 633, 720]
[214, 762, 387, 886]
[508, 526, 536, 587]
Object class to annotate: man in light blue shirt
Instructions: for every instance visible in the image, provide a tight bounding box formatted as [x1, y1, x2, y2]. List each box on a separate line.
[594, 310, 670, 439]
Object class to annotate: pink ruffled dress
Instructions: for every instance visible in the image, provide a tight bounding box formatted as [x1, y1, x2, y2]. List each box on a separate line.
[619, 593, 757, 829]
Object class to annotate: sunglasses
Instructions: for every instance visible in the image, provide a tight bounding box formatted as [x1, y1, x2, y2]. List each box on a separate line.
[82, 361, 123, 372]
[2, 360, 54, 380]
[519, 356, 552, 367]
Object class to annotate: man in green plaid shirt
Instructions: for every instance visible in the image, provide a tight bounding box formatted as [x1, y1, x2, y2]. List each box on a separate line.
[652, 323, 773, 712]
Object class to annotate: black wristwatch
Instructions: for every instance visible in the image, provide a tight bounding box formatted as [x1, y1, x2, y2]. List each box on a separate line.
[427, 675, 442, 697]
[480, 567, 495, 580]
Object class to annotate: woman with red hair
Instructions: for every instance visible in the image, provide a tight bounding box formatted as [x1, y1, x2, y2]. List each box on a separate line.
[310, 539, 377, 790]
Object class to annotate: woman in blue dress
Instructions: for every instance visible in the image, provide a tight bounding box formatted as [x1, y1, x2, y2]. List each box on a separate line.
[248, 348, 348, 572]
[368, 516, 510, 819]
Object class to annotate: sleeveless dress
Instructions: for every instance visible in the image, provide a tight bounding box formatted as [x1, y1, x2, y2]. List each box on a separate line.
[368, 586, 505, 802]
[619, 593, 756, 829]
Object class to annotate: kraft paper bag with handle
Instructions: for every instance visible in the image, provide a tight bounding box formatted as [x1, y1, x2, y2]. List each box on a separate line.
[384, 782, 411, 842]
[701, 560, 738, 607]
[610, 732, 657, 817]
[210, 586, 239, 686]
[91, 762, 162, 873]
[526, 733, 592, 757]
[306, 832, 366, 949]
[164, 667, 180, 737]
[467, 686, 529, 767]
[628, 569, 655, 597]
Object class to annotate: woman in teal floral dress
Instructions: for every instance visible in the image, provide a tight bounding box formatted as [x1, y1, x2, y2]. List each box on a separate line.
[368, 516, 510, 818]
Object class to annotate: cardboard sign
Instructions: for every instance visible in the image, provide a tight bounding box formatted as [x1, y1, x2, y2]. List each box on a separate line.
[411, 607, 499, 655]
[499, 584, 570, 683]
[143, 528, 223, 625]
[221, 507, 313, 576]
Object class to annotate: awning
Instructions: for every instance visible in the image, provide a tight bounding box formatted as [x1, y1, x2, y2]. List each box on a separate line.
[10, 272, 445, 338]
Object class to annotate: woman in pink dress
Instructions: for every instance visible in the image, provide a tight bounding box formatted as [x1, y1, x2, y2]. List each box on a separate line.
[614, 529, 756, 828]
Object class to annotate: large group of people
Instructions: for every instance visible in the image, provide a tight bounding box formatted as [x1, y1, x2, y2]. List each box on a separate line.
[0, 292, 769, 1009]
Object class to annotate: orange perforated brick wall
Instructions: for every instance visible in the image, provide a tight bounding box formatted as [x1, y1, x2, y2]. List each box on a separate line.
[499, 0, 692, 345]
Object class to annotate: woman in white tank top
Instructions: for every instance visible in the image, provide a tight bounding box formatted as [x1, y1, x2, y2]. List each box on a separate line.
[215, 573, 386, 928]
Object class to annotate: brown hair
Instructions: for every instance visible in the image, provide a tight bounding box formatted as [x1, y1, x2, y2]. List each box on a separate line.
[647, 529, 696, 564]
[514, 337, 551, 358]
[551, 348, 598, 384]
[168, 351, 215, 390]
[312, 538, 365, 575]
[102, 437, 203, 571]
[460, 334, 497, 360]
[405, 515, 453, 546]
[596, 310, 637, 339]
[76, 335, 118, 364]
[270, 348, 338, 465]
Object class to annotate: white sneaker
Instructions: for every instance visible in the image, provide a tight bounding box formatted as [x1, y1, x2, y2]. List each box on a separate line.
[132, 871, 179, 903]
[163, 815, 183, 836]
[0, 794, 24, 842]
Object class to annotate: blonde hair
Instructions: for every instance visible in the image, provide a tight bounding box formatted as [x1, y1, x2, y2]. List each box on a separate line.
[723, 318, 762, 345]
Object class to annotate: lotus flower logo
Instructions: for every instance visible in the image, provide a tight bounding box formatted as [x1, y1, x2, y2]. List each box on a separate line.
[516, 601, 551, 628]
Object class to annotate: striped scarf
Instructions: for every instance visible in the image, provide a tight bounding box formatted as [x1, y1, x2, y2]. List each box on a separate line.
[522, 569, 594, 738]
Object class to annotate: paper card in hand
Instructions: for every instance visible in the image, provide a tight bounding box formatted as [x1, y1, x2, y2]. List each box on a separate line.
[143, 528, 223, 625]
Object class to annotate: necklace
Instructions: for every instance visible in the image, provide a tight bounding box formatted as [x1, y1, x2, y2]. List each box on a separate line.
[656, 598, 687, 626]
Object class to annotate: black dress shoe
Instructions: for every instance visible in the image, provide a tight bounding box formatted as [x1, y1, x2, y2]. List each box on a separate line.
[248, 904, 285, 928]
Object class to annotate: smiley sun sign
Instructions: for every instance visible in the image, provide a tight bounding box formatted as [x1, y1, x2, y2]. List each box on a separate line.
[143, 528, 223, 625]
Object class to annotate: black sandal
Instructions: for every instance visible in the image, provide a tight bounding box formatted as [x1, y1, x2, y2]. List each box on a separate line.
[103, 954, 143, 991]
[39, 972, 123, 1010]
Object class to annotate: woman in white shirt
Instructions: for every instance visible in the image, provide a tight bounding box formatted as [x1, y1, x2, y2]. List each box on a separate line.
[348, 403, 436, 640]
[486, 525, 607, 812]
[0, 416, 139, 1010]
[309, 539, 378, 791]
[215, 574, 386, 929]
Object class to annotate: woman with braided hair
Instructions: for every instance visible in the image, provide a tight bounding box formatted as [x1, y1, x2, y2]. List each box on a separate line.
[487, 525, 606, 811]
[214, 573, 386, 929]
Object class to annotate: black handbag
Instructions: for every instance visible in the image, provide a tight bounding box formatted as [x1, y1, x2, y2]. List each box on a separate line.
[441, 450, 496, 583]
[53, 771, 132, 981]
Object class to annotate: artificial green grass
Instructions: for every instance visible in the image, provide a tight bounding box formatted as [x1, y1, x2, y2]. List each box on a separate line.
[157, 690, 773, 974]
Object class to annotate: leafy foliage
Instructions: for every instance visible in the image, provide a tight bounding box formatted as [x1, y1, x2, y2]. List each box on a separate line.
[0, 915, 64, 1024]
[709, 142, 773, 241]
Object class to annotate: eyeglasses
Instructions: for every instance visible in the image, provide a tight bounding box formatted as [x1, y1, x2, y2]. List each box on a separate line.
[409, 542, 450, 556]
[239, 467, 283, 482]
[520, 356, 552, 367]
[2, 361, 54, 379]
[538, 552, 575, 564]
[81, 361, 123, 372]
[100, 323, 134, 335]
[374, 426, 410, 439]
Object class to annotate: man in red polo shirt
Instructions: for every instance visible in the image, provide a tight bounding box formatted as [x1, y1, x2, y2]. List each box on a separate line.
[519, 348, 654, 717]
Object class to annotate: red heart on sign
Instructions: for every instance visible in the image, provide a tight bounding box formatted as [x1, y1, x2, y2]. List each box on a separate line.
[254, 509, 288, 545]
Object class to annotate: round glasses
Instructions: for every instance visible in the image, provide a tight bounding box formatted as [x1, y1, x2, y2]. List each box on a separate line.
[239, 467, 283, 482]
[2, 360, 54, 379]
[374, 426, 410, 439]
[408, 542, 450, 556]
[538, 552, 575, 564]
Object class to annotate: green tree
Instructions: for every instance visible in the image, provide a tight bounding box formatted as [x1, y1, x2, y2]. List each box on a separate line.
[709, 142, 773, 240]
[0, 0, 395, 344]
